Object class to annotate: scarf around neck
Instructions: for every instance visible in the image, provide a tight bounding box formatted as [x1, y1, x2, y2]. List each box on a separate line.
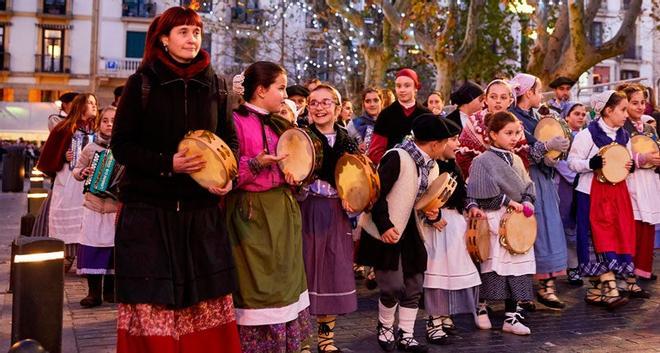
[155, 48, 211, 80]
[587, 118, 629, 148]
[395, 137, 435, 200]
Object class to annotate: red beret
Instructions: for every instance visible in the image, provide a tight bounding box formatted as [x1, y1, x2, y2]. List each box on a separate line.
[396, 68, 420, 89]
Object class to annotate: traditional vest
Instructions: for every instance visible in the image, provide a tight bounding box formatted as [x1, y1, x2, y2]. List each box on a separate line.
[360, 148, 439, 240]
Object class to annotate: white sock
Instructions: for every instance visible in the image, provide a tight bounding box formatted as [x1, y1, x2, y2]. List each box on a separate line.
[378, 299, 397, 327]
[398, 306, 418, 338]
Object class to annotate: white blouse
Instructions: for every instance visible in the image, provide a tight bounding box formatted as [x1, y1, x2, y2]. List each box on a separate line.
[567, 119, 632, 195]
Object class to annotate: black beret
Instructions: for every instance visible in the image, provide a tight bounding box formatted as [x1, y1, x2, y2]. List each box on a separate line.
[412, 113, 462, 142]
[58, 92, 79, 103]
[450, 81, 484, 106]
[548, 76, 575, 89]
[286, 85, 310, 98]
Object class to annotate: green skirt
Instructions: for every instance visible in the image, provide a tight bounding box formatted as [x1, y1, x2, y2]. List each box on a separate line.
[226, 187, 309, 326]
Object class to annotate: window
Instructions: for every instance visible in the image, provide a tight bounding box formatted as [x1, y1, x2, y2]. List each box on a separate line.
[232, 0, 262, 25]
[622, 29, 638, 59]
[126, 31, 146, 58]
[593, 65, 610, 93]
[0, 0, 6, 11]
[122, 0, 157, 18]
[41, 90, 58, 103]
[181, 0, 212, 13]
[43, 0, 67, 15]
[620, 70, 639, 80]
[308, 41, 329, 81]
[590, 21, 603, 47]
[42, 29, 64, 72]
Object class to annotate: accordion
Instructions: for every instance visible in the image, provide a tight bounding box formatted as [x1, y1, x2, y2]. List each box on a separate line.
[83, 150, 123, 199]
[69, 131, 95, 170]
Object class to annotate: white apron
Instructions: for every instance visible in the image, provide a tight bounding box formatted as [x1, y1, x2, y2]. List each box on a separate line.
[48, 164, 84, 244]
[79, 207, 116, 247]
[627, 168, 660, 225]
[421, 209, 482, 290]
[480, 208, 536, 276]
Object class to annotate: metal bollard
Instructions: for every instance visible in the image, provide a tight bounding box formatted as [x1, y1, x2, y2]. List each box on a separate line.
[8, 339, 48, 353]
[29, 168, 45, 189]
[27, 189, 48, 217]
[11, 236, 64, 353]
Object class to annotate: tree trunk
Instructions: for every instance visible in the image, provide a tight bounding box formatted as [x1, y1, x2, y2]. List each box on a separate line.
[361, 45, 387, 88]
[434, 59, 453, 100]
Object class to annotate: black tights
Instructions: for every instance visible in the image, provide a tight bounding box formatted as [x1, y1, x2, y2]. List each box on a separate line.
[504, 299, 517, 313]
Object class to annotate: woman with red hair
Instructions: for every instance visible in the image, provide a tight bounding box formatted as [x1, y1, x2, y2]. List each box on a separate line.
[111, 7, 240, 353]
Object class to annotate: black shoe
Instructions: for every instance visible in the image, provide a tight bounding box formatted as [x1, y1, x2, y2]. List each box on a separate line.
[397, 330, 429, 353]
[80, 295, 102, 308]
[629, 289, 651, 299]
[377, 322, 397, 352]
[536, 293, 566, 309]
[567, 268, 584, 286]
[425, 317, 450, 345]
[518, 300, 536, 312]
[438, 316, 457, 335]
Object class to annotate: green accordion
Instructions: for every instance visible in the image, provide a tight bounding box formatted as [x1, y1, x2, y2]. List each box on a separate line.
[83, 150, 122, 199]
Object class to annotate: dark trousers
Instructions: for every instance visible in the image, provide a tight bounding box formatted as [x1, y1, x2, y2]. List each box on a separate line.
[375, 262, 423, 309]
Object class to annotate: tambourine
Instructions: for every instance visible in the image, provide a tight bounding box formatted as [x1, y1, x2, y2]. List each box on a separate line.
[276, 127, 323, 183]
[335, 153, 380, 212]
[466, 217, 490, 263]
[414, 172, 457, 212]
[533, 115, 573, 160]
[498, 207, 537, 255]
[631, 134, 659, 169]
[596, 142, 631, 184]
[177, 130, 237, 189]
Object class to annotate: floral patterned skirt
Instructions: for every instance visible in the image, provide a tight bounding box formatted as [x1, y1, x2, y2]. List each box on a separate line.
[117, 295, 241, 353]
[238, 308, 313, 353]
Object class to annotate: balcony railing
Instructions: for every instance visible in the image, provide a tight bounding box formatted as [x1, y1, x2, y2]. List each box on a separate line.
[37, 1, 72, 18]
[231, 7, 264, 25]
[622, 45, 642, 60]
[122, 1, 157, 18]
[0, 52, 9, 71]
[35, 54, 71, 73]
[99, 57, 142, 77]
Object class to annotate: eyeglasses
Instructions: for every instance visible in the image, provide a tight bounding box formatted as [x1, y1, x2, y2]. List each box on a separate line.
[308, 99, 337, 108]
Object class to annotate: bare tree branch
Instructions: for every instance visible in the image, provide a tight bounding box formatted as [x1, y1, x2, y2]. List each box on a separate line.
[455, 0, 486, 61]
[568, 0, 589, 60]
[597, 0, 643, 57]
[325, 0, 365, 29]
[583, 0, 602, 26]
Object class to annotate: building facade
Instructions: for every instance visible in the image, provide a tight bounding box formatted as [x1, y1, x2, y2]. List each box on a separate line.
[0, 0, 325, 107]
[578, 0, 659, 102]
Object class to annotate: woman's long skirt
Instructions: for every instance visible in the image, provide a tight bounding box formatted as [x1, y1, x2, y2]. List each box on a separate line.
[529, 166, 568, 277]
[226, 187, 313, 353]
[300, 194, 357, 315]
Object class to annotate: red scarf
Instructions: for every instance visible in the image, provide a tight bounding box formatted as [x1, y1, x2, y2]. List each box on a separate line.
[155, 48, 210, 80]
[37, 119, 94, 175]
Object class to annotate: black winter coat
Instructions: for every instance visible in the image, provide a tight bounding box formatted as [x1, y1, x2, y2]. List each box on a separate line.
[307, 123, 358, 188]
[111, 59, 237, 208]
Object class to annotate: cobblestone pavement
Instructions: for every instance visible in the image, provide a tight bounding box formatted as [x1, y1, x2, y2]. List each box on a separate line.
[1, 188, 659, 353]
